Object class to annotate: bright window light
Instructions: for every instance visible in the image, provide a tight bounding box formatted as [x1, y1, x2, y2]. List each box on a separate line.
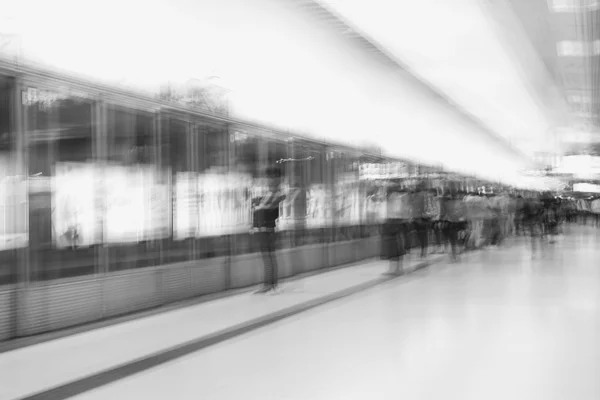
[574, 183, 600, 193]
[557, 41, 588, 57]
[549, 0, 600, 12]
[548, 0, 577, 12]
[594, 40, 600, 55]
[568, 94, 592, 104]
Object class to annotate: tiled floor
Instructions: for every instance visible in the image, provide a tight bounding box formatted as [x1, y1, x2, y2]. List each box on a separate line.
[73, 226, 600, 400]
[5, 225, 600, 400]
[0, 251, 436, 400]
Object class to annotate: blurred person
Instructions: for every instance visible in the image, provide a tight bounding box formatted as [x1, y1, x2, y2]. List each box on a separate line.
[497, 191, 512, 242]
[578, 198, 590, 225]
[591, 197, 600, 228]
[252, 167, 287, 294]
[440, 187, 467, 262]
[555, 197, 565, 234]
[522, 194, 544, 255]
[551, 196, 562, 235]
[546, 194, 561, 239]
[540, 193, 551, 239]
[566, 198, 576, 224]
[410, 182, 429, 258]
[514, 195, 526, 235]
[380, 181, 412, 275]
[561, 198, 570, 224]
[586, 199, 593, 226]
[456, 189, 471, 249]
[556, 197, 566, 227]
[574, 199, 580, 224]
[506, 193, 517, 236]
[488, 193, 504, 246]
[480, 193, 494, 246]
[464, 191, 485, 250]
[569, 199, 577, 224]
[427, 188, 445, 254]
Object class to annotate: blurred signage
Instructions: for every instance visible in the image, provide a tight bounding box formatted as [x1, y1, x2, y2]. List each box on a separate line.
[22, 88, 65, 109]
[22, 87, 90, 110]
[520, 169, 546, 177]
[174, 171, 252, 239]
[158, 79, 230, 115]
[230, 131, 249, 143]
[359, 162, 410, 180]
[53, 163, 101, 248]
[306, 184, 330, 228]
[334, 173, 361, 226]
[103, 164, 171, 243]
[359, 163, 449, 181]
[104, 165, 146, 243]
[197, 172, 252, 236]
[52, 162, 172, 247]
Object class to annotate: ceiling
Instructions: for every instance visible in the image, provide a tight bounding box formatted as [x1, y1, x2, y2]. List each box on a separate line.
[318, 0, 571, 160]
[313, 0, 600, 188]
[0, 0, 580, 189]
[484, 0, 600, 156]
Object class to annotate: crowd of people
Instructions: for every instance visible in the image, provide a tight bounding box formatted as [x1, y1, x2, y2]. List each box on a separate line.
[379, 182, 589, 274]
[250, 168, 596, 292]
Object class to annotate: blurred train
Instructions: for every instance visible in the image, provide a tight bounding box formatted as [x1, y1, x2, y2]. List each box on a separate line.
[0, 58, 497, 341]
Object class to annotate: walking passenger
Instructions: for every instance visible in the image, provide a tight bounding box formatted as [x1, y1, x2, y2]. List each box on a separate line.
[425, 188, 443, 253]
[506, 193, 517, 237]
[523, 194, 544, 253]
[381, 182, 412, 275]
[515, 195, 525, 235]
[429, 189, 445, 253]
[252, 167, 286, 294]
[410, 183, 429, 258]
[440, 187, 467, 262]
[488, 193, 504, 246]
[591, 197, 600, 228]
[464, 192, 485, 250]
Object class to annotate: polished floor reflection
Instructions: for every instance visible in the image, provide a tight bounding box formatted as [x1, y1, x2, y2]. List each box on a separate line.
[68, 225, 600, 400]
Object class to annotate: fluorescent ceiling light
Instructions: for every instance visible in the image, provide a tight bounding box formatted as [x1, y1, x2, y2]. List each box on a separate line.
[319, 0, 559, 156]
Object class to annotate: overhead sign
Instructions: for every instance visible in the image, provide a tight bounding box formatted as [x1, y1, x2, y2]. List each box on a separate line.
[23, 88, 61, 106]
[359, 162, 414, 180]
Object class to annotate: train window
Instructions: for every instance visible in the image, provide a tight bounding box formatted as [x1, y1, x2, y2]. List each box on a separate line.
[232, 131, 259, 178]
[25, 91, 97, 281]
[285, 144, 309, 247]
[162, 117, 194, 264]
[105, 106, 162, 272]
[0, 76, 20, 285]
[189, 122, 234, 258]
[107, 107, 155, 165]
[269, 140, 290, 250]
[230, 132, 260, 255]
[195, 123, 229, 172]
[167, 118, 190, 173]
[332, 152, 362, 242]
[304, 145, 329, 245]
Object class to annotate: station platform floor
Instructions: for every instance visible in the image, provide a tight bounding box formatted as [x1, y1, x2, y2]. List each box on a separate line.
[2, 224, 600, 400]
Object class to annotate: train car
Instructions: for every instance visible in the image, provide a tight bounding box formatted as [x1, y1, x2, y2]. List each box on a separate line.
[0, 58, 415, 341]
[0, 56, 496, 342]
